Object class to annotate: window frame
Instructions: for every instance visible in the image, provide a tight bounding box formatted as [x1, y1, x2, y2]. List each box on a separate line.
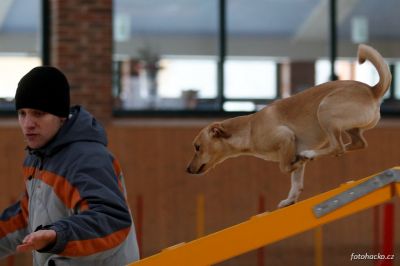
[110, 0, 400, 117]
[2, 0, 399, 117]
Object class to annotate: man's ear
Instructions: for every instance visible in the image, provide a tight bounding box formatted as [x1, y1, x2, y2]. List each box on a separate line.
[209, 123, 231, 138]
[60, 117, 67, 126]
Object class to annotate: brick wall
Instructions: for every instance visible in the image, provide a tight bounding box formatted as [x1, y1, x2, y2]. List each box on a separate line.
[50, 0, 113, 123]
[0, 121, 399, 266]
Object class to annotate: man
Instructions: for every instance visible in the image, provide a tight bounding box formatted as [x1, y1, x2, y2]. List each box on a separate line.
[0, 66, 139, 265]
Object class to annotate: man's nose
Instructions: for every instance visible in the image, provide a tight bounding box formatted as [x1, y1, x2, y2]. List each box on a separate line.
[22, 116, 36, 128]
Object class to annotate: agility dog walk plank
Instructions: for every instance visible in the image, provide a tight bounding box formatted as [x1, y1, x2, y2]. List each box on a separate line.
[129, 167, 400, 266]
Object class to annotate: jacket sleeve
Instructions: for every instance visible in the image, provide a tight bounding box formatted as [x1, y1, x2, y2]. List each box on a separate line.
[41, 150, 134, 259]
[0, 192, 29, 258]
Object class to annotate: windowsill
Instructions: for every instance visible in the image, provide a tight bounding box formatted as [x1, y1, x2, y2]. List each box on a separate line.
[0, 109, 16, 117]
[1, 101, 400, 120]
[113, 99, 400, 118]
[113, 108, 254, 118]
[1, 109, 400, 128]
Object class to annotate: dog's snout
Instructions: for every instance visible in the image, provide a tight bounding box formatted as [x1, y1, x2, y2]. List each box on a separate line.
[186, 166, 192, 174]
[197, 164, 206, 174]
[186, 163, 206, 175]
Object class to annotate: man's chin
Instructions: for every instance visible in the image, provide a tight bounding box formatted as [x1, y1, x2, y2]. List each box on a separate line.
[26, 141, 44, 150]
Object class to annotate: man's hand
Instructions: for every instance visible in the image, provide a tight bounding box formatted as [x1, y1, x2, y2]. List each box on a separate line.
[17, 230, 56, 253]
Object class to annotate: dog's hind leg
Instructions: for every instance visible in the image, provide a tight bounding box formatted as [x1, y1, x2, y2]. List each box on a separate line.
[278, 163, 305, 208]
[301, 90, 378, 160]
[300, 125, 344, 160]
[300, 99, 348, 160]
[344, 128, 368, 151]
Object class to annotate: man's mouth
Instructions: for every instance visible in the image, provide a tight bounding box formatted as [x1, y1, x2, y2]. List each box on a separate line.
[25, 133, 38, 140]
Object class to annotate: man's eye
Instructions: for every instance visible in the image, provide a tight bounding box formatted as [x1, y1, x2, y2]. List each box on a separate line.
[33, 111, 45, 117]
[195, 145, 200, 151]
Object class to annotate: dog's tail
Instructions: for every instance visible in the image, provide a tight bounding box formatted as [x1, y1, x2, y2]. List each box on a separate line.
[357, 44, 392, 99]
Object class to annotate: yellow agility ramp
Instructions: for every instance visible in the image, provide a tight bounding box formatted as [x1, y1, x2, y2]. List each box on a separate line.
[129, 167, 400, 266]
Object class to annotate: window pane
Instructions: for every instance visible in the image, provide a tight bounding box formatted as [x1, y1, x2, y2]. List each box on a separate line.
[395, 63, 400, 99]
[0, 0, 41, 107]
[355, 60, 379, 87]
[315, 60, 330, 85]
[338, 0, 400, 45]
[224, 58, 276, 99]
[0, 56, 41, 99]
[223, 101, 256, 112]
[316, 59, 379, 86]
[226, 0, 325, 110]
[337, 0, 400, 100]
[316, 58, 392, 101]
[113, 0, 218, 111]
[157, 57, 217, 99]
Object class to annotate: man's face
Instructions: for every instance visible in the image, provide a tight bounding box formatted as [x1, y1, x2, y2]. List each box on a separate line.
[18, 108, 65, 149]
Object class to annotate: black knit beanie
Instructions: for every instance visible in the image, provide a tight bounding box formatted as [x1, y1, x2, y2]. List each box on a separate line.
[15, 66, 70, 117]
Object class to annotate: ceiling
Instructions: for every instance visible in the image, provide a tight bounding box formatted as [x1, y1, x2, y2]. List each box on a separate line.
[1, 0, 400, 56]
[1, 0, 399, 37]
[0, 0, 39, 33]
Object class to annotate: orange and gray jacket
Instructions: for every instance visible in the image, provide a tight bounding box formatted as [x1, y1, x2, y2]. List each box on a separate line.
[0, 106, 139, 265]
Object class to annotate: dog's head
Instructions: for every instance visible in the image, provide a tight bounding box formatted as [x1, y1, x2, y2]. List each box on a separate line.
[186, 122, 233, 175]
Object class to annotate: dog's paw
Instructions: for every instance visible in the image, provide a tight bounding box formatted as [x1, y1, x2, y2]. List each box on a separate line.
[277, 199, 295, 209]
[300, 150, 317, 160]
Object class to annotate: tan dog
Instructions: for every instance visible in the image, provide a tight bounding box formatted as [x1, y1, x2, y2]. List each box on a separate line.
[186, 44, 391, 208]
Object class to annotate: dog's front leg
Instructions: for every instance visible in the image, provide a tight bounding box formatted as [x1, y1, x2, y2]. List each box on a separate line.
[276, 126, 297, 173]
[278, 163, 305, 208]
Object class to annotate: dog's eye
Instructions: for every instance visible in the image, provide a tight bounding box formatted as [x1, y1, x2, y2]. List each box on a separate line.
[195, 144, 200, 151]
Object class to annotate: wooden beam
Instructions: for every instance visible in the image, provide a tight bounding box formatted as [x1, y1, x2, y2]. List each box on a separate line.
[129, 167, 399, 266]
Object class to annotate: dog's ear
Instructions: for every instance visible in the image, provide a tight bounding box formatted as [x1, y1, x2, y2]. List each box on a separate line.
[209, 123, 231, 138]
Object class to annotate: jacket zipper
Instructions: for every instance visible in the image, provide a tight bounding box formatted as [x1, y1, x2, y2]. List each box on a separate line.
[28, 155, 44, 232]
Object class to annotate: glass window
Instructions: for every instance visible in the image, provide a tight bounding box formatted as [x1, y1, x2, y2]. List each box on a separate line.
[395, 63, 400, 99]
[315, 60, 330, 85]
[113, 0, 218, 111]
[157, 57, 217, 99]
[0, 0, 41, 109]
[226, 0, 325, 110]
[0, 56, 41, 99]
[316, 59, 378, 86]
[337, 0, 400, 102]
[354, 60, 379, 87]
[225, 58, 277, 99]
[113, 0, 400, 114]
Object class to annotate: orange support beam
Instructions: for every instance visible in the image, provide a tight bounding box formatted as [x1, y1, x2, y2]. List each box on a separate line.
[129, 167, 399, 266]
[257, 194, 265, 266]
[314, 226, 323, 266]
